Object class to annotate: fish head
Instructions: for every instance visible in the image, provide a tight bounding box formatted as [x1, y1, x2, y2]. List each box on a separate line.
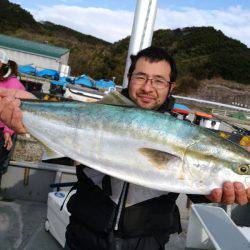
[181, 150, 250, 192]
[207, 160, 250, 190]
[229, 163, 250, 188]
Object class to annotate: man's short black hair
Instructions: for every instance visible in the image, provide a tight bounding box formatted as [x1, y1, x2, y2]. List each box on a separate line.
[128, 46, 177, 82]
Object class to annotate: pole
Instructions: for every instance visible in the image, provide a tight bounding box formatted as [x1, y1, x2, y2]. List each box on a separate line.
[122, 0, 158, 88]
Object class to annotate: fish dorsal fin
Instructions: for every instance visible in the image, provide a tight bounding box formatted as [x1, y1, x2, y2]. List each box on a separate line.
[98, 90, 137, 107]
[139, 148, 180, 170]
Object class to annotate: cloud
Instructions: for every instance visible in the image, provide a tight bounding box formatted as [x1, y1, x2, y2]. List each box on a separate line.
[30, 5, 134, 42]
[156, 6, 250, 47]
[29, 4, 250, 46]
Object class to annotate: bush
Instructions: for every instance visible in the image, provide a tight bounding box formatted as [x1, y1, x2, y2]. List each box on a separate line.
[174, 75, 199, 95]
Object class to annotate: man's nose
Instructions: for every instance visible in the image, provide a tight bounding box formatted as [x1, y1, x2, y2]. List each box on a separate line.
[141, 79, 154, 92]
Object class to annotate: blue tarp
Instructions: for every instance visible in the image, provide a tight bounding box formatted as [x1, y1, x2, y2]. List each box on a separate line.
[37, 69, 59, 80]
[18, 65, 36, 75]
[173, 103, 190, 111]
[95, 79, 115, 89]
[74, 75, 93, 88]
[51, 80, 67, 87]
[51, 76, 72, 87]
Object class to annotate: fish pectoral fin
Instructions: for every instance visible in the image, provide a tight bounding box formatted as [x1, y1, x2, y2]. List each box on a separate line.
[98, 91, 137, 107]
[139, 148, 180, 170]
[41, 145, 65, 160]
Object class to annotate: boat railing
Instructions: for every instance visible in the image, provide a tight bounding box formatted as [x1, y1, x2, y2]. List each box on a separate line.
[186, 204, 250, 249]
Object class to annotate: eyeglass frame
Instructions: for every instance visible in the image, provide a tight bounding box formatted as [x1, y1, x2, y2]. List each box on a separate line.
[129, 72, 173, 89]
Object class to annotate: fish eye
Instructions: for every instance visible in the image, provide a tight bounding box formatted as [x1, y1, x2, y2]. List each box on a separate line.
[236, 164, 249, 175]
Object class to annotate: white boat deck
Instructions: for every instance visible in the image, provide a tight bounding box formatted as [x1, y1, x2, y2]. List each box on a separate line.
[0, 199, 61, 250]
[0, 198, 189, 250]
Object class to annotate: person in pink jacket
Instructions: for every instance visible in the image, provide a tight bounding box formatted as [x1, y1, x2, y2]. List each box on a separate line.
[0, 50, 25, 174]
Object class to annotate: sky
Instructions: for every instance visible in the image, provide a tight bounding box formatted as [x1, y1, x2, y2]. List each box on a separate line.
[10, 0, 250, 47]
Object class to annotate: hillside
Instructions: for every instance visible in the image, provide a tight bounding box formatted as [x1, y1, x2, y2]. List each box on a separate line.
[0, 0, 113, 79]
[0, 0, 41, 33]
[111, 27, 250, 85]
[0, 0, 249, 104]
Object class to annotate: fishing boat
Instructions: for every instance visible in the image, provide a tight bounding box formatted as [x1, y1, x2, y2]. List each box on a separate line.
[63, 84, 106, 102]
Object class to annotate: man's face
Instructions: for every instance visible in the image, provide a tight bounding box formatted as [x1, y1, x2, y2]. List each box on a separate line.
[128, 57, 173, 110]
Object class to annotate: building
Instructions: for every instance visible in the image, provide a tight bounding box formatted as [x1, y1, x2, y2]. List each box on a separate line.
[0, 34, 70, 72]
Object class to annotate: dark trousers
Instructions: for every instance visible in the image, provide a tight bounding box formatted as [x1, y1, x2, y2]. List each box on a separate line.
[0, 131, 16, 185]
[65, 223, 167, 250]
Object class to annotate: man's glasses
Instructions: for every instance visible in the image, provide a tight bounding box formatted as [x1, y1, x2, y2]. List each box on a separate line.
[130, 73, 172, 89]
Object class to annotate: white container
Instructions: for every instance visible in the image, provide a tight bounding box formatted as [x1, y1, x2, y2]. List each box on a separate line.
[46, 191, 75, 247]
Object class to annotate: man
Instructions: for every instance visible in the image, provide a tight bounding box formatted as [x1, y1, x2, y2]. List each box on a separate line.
[0, 47, 249, 250]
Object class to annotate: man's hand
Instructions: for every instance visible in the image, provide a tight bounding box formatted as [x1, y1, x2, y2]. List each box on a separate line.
[0, 88, 36, 99]
[206, 182, 250, 205]
[0, 88, 36, 134]
[0, 96, 26, 134]
[4, 132, 13, 150]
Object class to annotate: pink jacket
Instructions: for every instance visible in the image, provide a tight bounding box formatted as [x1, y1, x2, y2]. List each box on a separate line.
[0, 77, 25, 136]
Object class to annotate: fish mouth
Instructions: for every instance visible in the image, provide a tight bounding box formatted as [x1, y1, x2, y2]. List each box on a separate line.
[246, 177, 250, 187]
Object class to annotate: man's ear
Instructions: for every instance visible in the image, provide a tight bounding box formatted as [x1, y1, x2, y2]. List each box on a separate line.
[170, 82, 176, 92]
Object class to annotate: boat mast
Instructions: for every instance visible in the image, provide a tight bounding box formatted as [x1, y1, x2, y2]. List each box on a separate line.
[122, 0, 158, 88]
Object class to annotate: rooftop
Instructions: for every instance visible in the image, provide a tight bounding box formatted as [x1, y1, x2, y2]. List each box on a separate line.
[0, 34, 69, 59]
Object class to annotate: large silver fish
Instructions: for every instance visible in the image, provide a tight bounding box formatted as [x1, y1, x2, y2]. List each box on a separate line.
[20, 93, 250, 194]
